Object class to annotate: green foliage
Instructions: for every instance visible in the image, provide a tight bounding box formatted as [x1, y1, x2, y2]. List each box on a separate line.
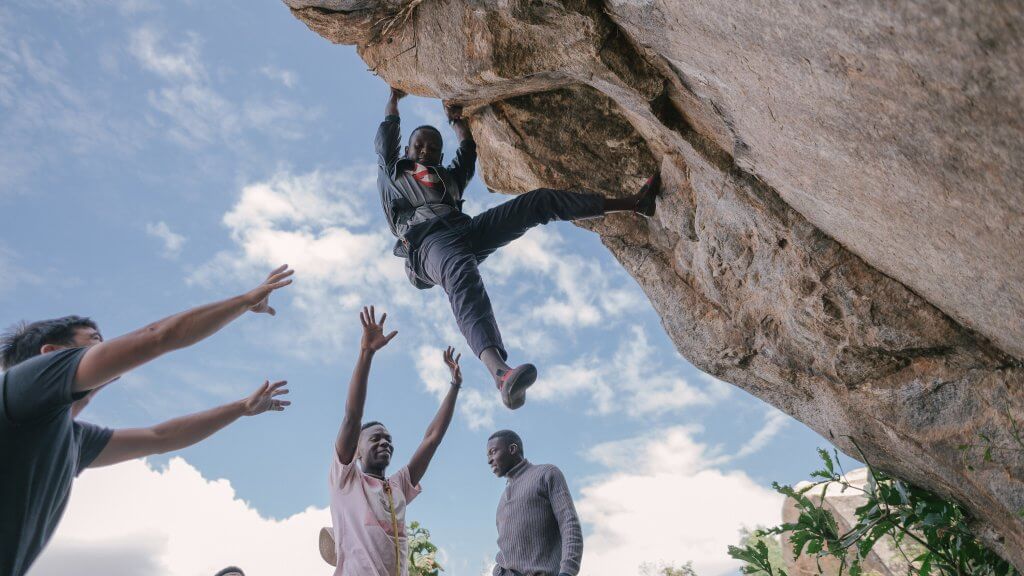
[407, 521, 443, 576]
[732, 527, 785, 576]
[639, 561, 699, 576]
[727, 448, 1017, 576]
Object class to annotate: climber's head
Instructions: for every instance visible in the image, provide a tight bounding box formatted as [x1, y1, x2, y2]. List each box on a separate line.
[405, 125, 444, 166]
[358, 421, 394, 472]
[487, 429, 524, 478]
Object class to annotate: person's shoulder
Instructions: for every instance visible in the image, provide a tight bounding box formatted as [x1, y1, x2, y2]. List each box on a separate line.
[5, 347, 87, 379]
[534, 463, 565, 477]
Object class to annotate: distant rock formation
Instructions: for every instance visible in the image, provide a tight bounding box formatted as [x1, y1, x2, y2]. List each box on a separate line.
[284, 0, 1024, 566]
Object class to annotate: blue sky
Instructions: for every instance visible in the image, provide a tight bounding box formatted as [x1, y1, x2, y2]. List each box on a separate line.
[1, 1, 831, 575]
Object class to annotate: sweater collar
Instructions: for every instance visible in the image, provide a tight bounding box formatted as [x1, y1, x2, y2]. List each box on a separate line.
[506, 458, 531, 481]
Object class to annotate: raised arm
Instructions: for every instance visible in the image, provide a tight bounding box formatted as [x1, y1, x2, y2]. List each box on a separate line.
[376, 87, 406, 169]
[89, 379, 290, 468]
[73, 265, 293, 394]
[407, 347, 462, 486]
[444, 102, 476, 192]
[335, 306, 397, 465]
[547, 466, 583, 576]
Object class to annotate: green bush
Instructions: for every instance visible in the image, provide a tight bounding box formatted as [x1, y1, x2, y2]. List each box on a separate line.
[728, 448, 1017, 576]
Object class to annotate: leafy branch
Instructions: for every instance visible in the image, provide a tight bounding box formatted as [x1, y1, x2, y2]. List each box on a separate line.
[728, 446, 1017, 576]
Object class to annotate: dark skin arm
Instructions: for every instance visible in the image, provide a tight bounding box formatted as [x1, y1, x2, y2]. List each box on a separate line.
[335, 306, 397, 466]
[407, 347, 462, 486]
[73, 265, 294, 393]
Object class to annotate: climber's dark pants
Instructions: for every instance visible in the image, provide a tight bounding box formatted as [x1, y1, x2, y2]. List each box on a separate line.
[415, 188, 605, 359]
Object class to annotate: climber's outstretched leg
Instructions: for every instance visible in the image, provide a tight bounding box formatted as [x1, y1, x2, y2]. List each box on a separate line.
[466, 175, 662, 409]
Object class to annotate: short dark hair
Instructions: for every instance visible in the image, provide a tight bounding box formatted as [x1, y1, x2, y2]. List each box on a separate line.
[489, 429, 524, 454]
[409, 125, 443, 144]
[1, 316, 98, 370]
[213, 567, 244, 576]
[361, 420, 385, 431]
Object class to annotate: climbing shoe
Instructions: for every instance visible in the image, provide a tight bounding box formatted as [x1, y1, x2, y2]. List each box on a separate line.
[634, 172, 663, 218]
[496, 364, 538, 410]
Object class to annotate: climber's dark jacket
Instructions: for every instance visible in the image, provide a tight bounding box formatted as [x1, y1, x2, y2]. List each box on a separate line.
[375, 114, 477, 259]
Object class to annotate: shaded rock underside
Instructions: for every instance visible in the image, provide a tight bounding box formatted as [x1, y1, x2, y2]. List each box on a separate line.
[286, 0, 1024, 567]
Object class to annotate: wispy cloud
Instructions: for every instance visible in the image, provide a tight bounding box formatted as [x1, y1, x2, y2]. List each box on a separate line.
[128, 26, 318, 148]
[145, 221, 186, 259]
[259, 65, 297, 89]
[532, 325, 732, 416]
[0, 16, 143, 194]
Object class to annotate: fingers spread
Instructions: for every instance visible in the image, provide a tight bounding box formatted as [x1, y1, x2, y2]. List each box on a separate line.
[380, 312, 387, 327]
[385, 330, 398, 342]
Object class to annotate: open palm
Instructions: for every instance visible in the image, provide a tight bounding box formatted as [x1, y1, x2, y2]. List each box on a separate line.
[243, 380, 290, 416]
[360, 306, 397, 352]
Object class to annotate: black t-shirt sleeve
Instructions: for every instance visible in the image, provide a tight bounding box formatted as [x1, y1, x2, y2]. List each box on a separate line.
[2, 347, 88, 424]
[74, 421, 113, 473]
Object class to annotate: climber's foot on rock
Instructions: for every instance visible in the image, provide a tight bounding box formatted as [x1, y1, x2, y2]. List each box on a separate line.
[496, 363, 537, 410]
[634, 172, 662, 218]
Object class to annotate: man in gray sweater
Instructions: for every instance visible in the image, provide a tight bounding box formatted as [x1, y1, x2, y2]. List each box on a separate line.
[487, 430, 583, 576]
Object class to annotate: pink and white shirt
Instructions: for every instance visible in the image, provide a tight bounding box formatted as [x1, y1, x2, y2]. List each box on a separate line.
[328, 453, 422, 576]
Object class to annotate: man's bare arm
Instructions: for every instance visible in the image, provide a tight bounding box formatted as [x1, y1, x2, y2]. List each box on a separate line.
[90, 379, 290, 468]
[407, 347, 461, 486]
[335, 306, 397, 465]
[73, 265, 294, 393]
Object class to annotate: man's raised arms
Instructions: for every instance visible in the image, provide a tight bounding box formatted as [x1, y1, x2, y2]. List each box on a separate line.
[73, 265, 294, 393]
[89, 379, 290, 468]
[335, 306, 398, 466]
[407, 346, 461, 486]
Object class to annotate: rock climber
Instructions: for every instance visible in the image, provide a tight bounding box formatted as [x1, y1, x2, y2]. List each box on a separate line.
[375, 86, 662, 410]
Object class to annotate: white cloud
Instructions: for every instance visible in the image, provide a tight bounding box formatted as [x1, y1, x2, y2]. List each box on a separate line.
[259, 65, 297, 88]
[733, 408, 789, 460]
[487, 227, 645, 332]
[145, 221, 186, 259]
[0, 22, 142, 194]
[33, 458, 330, 576]
[411, 101, 446, 130]
[130, 27, 201, 81]
[191, 167, 401, 345]
[577, 426, 783, 576]
[532, 325, 731, 416]
[129, 27, 316, 148]
[415, 345, 500, 430]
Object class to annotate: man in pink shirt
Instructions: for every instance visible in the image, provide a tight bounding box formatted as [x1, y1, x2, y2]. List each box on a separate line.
[328, 306, 462, 576]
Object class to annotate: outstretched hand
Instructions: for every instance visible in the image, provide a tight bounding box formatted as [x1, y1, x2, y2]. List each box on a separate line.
[444, 346, 462, 388]
[360, 305, 398, 353]
[243, 379, 290, 416]
[244, 264, 294, 315]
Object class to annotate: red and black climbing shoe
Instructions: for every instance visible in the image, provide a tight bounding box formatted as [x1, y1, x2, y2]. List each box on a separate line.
[496, 364, 538, 410]
[635, 172, 663, 218]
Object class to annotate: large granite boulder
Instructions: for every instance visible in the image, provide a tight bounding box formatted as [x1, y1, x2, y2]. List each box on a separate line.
[284, 0, 1024, 566]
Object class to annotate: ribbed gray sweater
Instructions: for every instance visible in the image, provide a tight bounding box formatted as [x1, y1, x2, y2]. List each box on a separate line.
[493, 460, 583, 576]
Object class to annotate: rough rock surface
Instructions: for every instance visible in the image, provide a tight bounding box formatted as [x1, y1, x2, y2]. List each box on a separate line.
[782, 469, 912, 575]
[285, 0, 1024, 566]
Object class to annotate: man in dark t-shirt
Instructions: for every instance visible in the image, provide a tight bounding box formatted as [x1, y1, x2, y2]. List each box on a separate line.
[0, 264, 295, 576]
